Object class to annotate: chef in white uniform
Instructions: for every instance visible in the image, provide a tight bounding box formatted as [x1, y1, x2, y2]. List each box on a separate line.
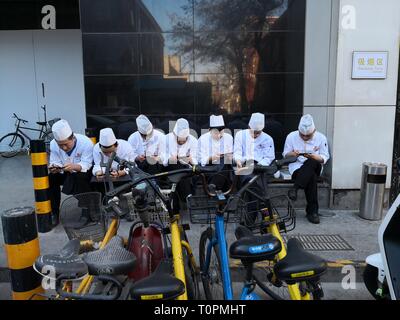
[234, 112, 275, 168]
[164, 118, 198, 208]
[283, 114, 330, 224]
[48, 119, 94, 225]
[164, 118, 198, 167]
[233, 113, 275, 222]
[128, 114, 165, 174]
[92, 128, 135, 177]
[197, 114, 233, 191]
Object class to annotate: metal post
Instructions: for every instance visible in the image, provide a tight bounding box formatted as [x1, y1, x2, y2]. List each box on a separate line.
[1, 207, 44, 300]
[30, 140, 52, 232]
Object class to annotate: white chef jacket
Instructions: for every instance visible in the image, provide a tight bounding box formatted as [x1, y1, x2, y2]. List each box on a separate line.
[163, 133, 198, 166]
[197, 131, 233, 166]
[49, 133, 94, 173]
[92, 139, 135, 175]
[282, 130, 330, 175]
[233, 129, 275, 166]
[128, 129, 166, 163]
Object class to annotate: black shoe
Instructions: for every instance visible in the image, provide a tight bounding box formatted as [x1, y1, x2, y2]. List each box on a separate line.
[306, 212, 320, 224]
[288, 188, 298, 201]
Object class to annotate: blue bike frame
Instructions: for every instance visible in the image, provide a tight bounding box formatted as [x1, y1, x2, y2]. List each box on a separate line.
[204, 213, 233, 300]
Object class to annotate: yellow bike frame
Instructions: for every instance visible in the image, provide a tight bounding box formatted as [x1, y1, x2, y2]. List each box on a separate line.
[170, 214, 199, 300]
[264, 213, 311, 300]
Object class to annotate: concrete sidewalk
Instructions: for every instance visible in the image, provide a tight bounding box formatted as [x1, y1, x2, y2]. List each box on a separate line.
[0, 155, 381, 300]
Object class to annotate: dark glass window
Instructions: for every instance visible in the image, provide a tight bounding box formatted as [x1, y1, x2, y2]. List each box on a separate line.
[80, 0, 306, 152]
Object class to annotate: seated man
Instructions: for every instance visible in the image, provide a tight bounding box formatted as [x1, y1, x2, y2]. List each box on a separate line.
[128, 114, 165, 175]
[234, 113, 275, 222]
[48, 119, 94, 226]
[197, 114, 233, 192]
[92, 128, 135, 193]
[234, 112, 275, 183]
[164, 118, 198, 207]
[283, 114, 330, 224]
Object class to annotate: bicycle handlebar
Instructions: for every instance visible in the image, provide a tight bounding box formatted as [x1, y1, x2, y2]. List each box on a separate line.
[12, 113, 28, 124]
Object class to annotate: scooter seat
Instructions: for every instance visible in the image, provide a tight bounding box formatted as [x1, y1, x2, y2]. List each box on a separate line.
[34, 239, 88, 279]
[230, 225, 282, 263]
[274, 238, 327, 282]
[130, 260, 185, 300]
[82, 236, 136, 276]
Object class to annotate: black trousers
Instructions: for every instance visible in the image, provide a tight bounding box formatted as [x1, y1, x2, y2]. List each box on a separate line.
[49, 171, 92, 216]
[292, 159, 322, 215]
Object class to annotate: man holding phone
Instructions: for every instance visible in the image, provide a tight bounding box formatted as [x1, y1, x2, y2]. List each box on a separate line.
[197, 114, 233, 191]
[283, 114, 330, 224]
[48, 119, 94, 226]
[128, 114, 165, 175]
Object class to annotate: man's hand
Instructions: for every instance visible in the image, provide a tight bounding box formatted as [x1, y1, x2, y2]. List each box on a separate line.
[63, 163, 81, 173]
[236, 160, 243, 168]
[210, 154, 221, 163]
[49, 165, 62, 174]
[110, 170, 127, 178]
[136, 155, 146, 162]
[95, 171, 104, 180]
[287, 150, 300, 158]
[169, 154, 178, 164]
[304, 153, 323, 162]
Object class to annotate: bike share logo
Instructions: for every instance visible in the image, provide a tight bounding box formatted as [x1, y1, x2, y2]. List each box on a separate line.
[248, 243, 275, 254]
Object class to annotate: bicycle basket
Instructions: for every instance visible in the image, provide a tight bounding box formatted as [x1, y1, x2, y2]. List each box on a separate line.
[60, 192, 106, 242]
[187, 194, 242, 224]
[239, 194, 296, 234]
[121, 191, 170, 225]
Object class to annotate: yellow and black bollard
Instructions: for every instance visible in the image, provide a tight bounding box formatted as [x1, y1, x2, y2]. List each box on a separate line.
[30, 140, 52, 233]
[2, 207, 44, 300]
[85, 128, 97, 144]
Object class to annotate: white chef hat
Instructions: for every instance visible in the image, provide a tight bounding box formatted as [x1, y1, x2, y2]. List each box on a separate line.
[249, 112, 265, 131]
[209, 115, 225, 128]
[298, 114, 316, 135]
[99, 128, 117, 147]
[173, 118, 190, 139]
[136, 114, 153, 135]
[52, 119, 72, 141]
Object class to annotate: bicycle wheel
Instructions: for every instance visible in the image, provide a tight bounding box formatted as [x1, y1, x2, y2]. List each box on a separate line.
[199, 227, 224, 300]
[183, 247, 200, 300]
[181, 231, 200, 300]
[0, 133, 25, 158]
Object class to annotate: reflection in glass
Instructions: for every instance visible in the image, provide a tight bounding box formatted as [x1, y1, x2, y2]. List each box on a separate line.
[85, 76, 140, 116]
[81, 0, 306, 143]
[83, 34, 139, 75]
[168, 0, 305, 113]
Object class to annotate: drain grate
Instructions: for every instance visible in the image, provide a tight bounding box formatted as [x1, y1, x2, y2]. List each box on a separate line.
[283, 234, 354, 251]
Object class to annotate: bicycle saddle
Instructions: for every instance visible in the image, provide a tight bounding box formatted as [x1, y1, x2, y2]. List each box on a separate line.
[129, 259, 185, 300]
[82, 236, 136, 276]
[230, 225, 282, 263]
[274, 238, 327, 282]
[36, 121, 47, 126]
[34, 239, 88, 279]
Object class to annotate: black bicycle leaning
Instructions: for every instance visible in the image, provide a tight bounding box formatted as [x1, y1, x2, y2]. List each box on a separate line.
[0, 105, 60, 158]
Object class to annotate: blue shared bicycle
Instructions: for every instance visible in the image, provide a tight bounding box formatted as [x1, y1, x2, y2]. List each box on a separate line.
[188, 159, 327, 300]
